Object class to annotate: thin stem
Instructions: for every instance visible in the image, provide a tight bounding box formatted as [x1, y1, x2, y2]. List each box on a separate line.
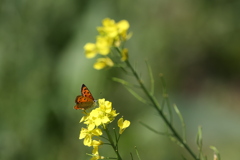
[125, 59, 199, 160]
[104, 127, 122, 160]
[135, 146, 142, 160]
[113, 128, 121, 151]
[160, 74, 173, 124]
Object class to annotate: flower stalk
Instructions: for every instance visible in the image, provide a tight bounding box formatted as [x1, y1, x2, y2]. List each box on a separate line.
[104, 127, 122, 160]
[124, 58, 199, 160]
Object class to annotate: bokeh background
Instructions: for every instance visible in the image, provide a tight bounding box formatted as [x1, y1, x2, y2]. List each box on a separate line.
[1, 0, 240, 159]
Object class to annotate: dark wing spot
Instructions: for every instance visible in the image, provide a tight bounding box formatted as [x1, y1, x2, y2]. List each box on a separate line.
[75, 96, 81, 103]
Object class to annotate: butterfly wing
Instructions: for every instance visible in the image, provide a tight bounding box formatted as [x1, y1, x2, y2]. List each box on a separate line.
[74, 84, 95, 110]
[81, 84, 94, 100]
[74, 95, 94, 110]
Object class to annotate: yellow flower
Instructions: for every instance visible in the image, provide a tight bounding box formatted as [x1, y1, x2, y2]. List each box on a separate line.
[80, 114, 96, 131]
[118, 117, 130, 134]
[121, 48, 128, 61]
[93, 57, 114, 70]
[117, 20, 129, 34]
[98, 99, 112, 113]
[88, 99, 118, 127]
[97, 18, 131, 46]
[98, 99, 119, 121]
[116, 20, 130, 41]
[84, 43, 98, 58]
[85, 118, 97, 131]
[92, 140, 103, 155]
[84, 18, 131, 63]
[80, 99, 119, 130]
[97, 18, 118, 38]
[96, 36, 112, 55]
[90, 140, 104, 160]
[80, 114, 89, 123]
[79, 128, 102, 146]
[92, 139, 103, 147]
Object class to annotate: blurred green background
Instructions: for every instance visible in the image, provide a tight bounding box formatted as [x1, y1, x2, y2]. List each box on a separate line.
[1, 0, 240, 159]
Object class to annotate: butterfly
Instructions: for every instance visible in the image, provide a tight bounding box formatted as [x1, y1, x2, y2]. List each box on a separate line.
[74, 84, 96, 110]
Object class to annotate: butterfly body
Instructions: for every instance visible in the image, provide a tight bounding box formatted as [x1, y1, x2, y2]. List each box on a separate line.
[74, 84, 96, 110]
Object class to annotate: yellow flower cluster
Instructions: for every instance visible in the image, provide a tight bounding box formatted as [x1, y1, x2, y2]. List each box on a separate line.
[84, 18, 131, 70]
[79, 99, 130, 159]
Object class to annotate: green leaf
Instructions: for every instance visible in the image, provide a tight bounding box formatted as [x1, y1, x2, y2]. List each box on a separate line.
[173, 104, 186, 143]
[196, 126, 203, 159]
[124, 86, 148, 104]
[112, 77, 130, 85]
[196, 126, 202, 149]
[112, 77, 140, 88]
[113, 77, 148, 104]
[145, 60, 154, 96]
[210, 146, 221, 160]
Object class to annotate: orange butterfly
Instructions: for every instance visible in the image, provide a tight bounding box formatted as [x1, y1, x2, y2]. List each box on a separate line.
[74, 84, 96, 110]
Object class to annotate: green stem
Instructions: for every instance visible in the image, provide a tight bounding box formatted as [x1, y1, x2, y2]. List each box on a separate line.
[160, 75, 173, 124]
[125, 59, 199, 160]
[104, 127, 122, 160]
